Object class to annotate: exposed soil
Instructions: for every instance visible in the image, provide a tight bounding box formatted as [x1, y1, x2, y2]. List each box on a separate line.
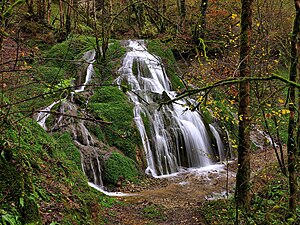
[102, 148, 279, 225]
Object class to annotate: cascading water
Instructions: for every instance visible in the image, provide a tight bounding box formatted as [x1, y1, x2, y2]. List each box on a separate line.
[35, 50, 103, 185]
[36, 41, 229, 196]
[117, 40, 227, 176]
[36, 100, 60, 130]
[209, 124, 225, 161]
[35, 49, 133, 196]
[74, 49, 96, 93]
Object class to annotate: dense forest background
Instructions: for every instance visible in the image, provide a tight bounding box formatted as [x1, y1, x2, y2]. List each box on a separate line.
[0, 0, 299, 224]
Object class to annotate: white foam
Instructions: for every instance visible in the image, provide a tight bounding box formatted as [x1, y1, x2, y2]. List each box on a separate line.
[88, 182, 137, 197]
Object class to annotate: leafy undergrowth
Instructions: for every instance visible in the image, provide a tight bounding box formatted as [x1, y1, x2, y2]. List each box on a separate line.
[199, 163, 299, 225]
[0, 103, 119, 224]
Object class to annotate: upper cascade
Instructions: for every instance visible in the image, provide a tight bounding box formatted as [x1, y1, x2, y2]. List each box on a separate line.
[117, 40, 229, 176]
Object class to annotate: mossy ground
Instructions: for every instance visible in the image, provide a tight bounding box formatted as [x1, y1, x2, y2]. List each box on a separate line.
[0, 112, 115, 224]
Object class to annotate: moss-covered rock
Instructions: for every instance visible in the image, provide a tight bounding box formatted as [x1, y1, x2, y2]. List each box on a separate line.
[103, 151, 139, 185]
[89, 86, 141, 160]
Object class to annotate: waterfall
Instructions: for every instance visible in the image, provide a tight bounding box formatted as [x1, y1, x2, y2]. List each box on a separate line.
[35, 49, 134, 196]
[37, 49, 96, 130]
[209, 124, 225, 161]
[36, 100, 60, 130]
[74, 49, 96, 93]
[35, 49, 104, 186]
[117, 40, 226, 176]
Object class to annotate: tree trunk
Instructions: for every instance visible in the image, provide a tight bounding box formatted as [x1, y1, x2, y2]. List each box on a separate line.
[73, 0, 78, 31]
[37, 0, 42, 19]
[42, 0, 47, 20]
[66, 0, 73, 34]
[47, 0, 52, 25]
[162, 0, 166, 15]
[199, 0, 208, 39]
[86, 0, 90, 24]
[194, 0, 208, 48]
[235, 0, 253, 212]
[287, 0, 300, 217]
[59, 0, 65, 29]
[180, 0, 186, 19]
[0, 35, 3, 63]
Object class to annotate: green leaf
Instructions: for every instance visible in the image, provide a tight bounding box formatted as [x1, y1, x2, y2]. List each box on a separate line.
[2, 214, 19, 225]
[3, 0, 25, 17]
[19, 197, 24, 207]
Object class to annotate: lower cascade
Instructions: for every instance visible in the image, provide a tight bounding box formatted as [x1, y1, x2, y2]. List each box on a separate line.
[117, 40, 230, 176]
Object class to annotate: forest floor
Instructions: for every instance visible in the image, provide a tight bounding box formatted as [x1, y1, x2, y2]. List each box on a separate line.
[102, 148, 279, 225]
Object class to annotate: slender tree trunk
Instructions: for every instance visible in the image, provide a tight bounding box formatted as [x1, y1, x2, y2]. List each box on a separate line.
[287, 0, 300, 217]
[37, 0, 42, 19]
[47, 0, 52, 25]
[180, 0, 186, 19]
[73, 0, 78, 31]
[199, 0, 208, 39]
[159, 0, 166, 32]
[42, 0, 47, 20]
[59, 0, 65, 29]
[176, 0, 180, 16]
[0, 36, 3, 63]
[66, 0, 73, 34]
[235, 0, 253, 212]
[194, 0, 208, 48]
[162, 0, 166, 14]
[86, 0, 90, 24]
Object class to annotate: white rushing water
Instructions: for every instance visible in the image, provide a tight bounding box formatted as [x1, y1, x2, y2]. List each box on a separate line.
[117, 40, 225, 176]
[36, 100, 60, 130]
[74, 49, 96, 93]
[209, 124, 225, 161]
[37, 49, 96, 130]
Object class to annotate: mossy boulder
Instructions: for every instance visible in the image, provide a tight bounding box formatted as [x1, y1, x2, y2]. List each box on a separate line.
[103, 151, 139, 185]
[89, 86, 141, 160]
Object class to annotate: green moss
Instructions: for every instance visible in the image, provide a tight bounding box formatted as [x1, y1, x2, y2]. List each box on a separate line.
[93, 40, 126, 82]
[33, 35, 97, 86]
[142, 204, 166, 221]
[53, 132, 81, 167]
[89, 86, 141, 159]
[104, 151, 138, 185]
[0, 108, 118, 224]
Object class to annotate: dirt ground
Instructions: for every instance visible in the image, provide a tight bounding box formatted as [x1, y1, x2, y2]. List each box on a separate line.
[102, 148, 279, 225]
